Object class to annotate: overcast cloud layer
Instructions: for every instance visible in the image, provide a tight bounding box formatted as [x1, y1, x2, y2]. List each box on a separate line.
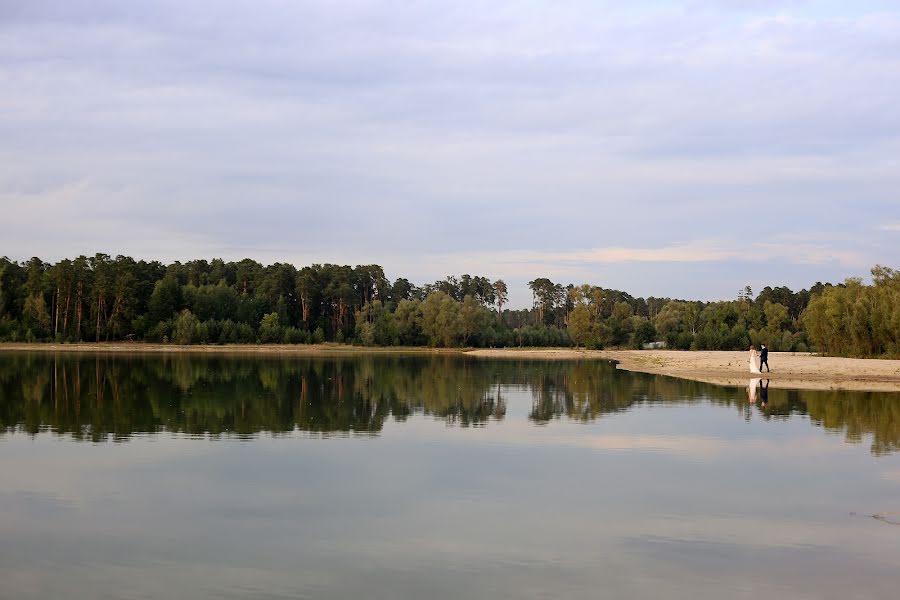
[2, 0, 899, 306]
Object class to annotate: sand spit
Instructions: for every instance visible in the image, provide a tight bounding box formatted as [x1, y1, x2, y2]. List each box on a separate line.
[468, 348, 900, 392]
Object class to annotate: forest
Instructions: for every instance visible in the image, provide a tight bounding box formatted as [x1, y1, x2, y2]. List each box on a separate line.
[0, 254, 898, 357]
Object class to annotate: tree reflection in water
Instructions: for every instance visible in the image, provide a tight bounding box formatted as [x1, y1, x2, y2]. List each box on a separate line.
[1, 353, 898, 455]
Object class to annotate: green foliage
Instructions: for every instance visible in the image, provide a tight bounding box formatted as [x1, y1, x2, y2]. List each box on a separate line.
[421, 292, 462, 346]
[173, 309, 199, 345]
[803, 268, 900, 356]
[459, 295, 491, 346]
[512, 325, 572, 347]
[22, 293, 51, 339]
[528, 277, 564, 326]
[149, 274, 183, 324]
[355, 300, 398, 346]
[568, 304, 594, 347]
[394, 299, 424, 345]
[655, 301, 687, 337]
[283, 327, 307, 344]
[0, 255, 896, 356]
[762, 301, 790, 347]
[632, 319, 657, 348]
[259, 312, 283, 343]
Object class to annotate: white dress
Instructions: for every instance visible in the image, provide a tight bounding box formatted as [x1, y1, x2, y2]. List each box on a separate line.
[749, 349, 761, 374]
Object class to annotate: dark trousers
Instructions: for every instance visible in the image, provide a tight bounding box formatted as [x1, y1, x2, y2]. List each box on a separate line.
[760, 358, 769, 372]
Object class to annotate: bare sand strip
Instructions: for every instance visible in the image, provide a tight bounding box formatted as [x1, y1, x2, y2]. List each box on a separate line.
[467, 349, 900, 392]
[3, 344, 900, 392]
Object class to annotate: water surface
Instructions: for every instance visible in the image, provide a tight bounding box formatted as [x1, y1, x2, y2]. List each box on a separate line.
[1, 353, 899, 599]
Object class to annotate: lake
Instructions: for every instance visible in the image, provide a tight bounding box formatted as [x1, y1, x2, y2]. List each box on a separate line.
[1, 352, 899, 599]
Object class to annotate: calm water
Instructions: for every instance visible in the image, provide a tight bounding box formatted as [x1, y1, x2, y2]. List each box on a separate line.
[1, 353, 899, 600]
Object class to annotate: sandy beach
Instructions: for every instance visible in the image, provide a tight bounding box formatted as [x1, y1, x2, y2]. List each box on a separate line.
[468, 348, 900, 392]
[3, 344, 900, 392]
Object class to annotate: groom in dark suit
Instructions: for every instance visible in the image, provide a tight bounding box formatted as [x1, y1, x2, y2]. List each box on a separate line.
[760, 344, 770, 372]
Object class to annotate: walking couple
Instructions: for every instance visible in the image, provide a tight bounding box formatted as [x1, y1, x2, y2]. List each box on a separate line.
[749, 344, 770, 374]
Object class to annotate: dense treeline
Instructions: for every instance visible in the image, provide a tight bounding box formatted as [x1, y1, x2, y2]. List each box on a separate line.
[3, 354, 898, 454]
[802, 266, 900, 357]
[1, 254, 898, 356]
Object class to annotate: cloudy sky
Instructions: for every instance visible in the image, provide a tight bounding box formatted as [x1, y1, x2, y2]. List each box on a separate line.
[2, 0, 899, 306]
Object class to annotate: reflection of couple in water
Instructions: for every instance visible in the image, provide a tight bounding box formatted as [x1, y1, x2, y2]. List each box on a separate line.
[748, 378, 769, 407]
[749, 344, 770, 374]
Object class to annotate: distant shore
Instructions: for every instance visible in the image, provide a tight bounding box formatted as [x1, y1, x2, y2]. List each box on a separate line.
[3, 343, 900, 392]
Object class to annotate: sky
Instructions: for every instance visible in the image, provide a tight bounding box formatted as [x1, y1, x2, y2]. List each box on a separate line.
[2, 0, 899, 307]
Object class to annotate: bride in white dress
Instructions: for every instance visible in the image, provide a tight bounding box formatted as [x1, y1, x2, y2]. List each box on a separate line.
[749, 345, 762, 374]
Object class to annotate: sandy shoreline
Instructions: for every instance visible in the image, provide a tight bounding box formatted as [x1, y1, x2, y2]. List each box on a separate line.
[468, 348, 900, 392]
[3, 343, 900, 392]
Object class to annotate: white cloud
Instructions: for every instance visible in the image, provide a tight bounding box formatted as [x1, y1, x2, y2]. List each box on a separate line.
[416, 239, 866, 273]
